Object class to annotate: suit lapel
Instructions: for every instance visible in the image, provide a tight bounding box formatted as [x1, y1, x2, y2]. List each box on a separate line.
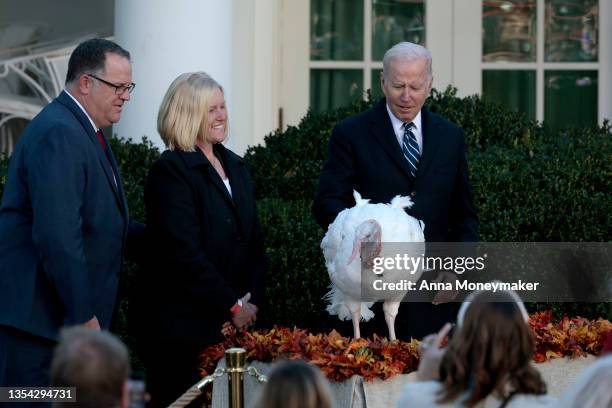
[368, 99, 414, 180]
[105, 143, 129, 217]
[206, 164, 235, 207]
[181, 147, 236, 209]
[221, 148, 249, 226]
[416, 107, 441, 179]
[56, 92, 127, 217]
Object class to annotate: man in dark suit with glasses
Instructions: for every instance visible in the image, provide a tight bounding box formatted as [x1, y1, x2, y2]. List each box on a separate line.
[0, 38, 142, 395]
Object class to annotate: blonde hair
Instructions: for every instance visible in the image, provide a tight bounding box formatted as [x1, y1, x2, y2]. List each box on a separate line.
[157, 71, 228, 151]
[254, 360, 334, 408]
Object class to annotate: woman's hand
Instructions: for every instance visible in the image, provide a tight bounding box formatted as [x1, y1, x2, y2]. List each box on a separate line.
[416, 322, 452, 381]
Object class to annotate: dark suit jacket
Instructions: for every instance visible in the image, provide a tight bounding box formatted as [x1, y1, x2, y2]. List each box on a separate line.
[313, 98, 478, 339]
[0, 91, 129, 341]
[314, 98, 478, 242]
[138, 144, 266, 345]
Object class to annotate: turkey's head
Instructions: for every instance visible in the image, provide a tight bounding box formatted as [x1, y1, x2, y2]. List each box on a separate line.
[348, 219, 382, 267]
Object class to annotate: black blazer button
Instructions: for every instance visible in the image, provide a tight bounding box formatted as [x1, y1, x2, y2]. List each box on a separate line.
[411, 191, 417, 197]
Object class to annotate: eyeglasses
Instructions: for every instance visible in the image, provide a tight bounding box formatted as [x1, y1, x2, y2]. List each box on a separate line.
[86, 73, 136, 95]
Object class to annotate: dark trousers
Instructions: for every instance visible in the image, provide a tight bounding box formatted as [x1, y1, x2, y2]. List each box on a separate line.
[0, 325, 55, 408]
[141, 340, 206, 408]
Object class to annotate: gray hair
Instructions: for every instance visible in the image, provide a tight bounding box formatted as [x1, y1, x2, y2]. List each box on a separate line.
[51, 327, 130, 408]
[382, 42, 432, 79]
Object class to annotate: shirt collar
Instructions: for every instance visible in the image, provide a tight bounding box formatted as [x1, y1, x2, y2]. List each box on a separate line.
[63, 89, 99, 133]
[385, 103, 422, 133]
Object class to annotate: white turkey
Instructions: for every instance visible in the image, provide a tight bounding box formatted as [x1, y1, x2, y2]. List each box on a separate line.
[321, 190, 425, 341]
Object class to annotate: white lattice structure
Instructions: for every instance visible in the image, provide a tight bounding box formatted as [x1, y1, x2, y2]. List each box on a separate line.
[0, 44, 75, 155]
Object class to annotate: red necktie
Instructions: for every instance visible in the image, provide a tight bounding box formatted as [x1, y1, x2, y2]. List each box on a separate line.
[96, 130, 111, 163]
[96, 130, 117, 186]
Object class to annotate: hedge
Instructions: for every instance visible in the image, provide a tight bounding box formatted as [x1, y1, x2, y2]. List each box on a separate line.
[0, 88, 610, 338]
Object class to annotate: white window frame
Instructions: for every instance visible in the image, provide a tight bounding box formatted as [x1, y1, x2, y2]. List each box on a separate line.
[452, 0, 611, 125]
[277, 0, 611, 128]
[308, 0, 386, 106]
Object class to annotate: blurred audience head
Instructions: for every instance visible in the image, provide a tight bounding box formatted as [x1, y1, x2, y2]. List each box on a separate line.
[559, 355, 612, 408]
[437, 288, 546, 406]
[51, 327, 130, 408]
[254, 360, 334, 408]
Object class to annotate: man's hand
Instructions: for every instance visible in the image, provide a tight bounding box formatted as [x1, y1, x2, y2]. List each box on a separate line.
[416, 323, 452, 381]
[231, 293, 258, 331]
[432, 271, 459, 305]
[83, 315, 101, 330]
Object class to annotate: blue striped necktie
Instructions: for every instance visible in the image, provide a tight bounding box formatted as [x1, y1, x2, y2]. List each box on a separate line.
[401, 122, 420, 178]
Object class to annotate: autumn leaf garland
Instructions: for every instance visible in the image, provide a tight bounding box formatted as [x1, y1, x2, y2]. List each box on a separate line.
[529, 310, 611, 363]
[200, 312, 611, 383]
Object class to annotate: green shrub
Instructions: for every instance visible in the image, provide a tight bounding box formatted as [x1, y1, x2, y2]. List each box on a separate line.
[0, 91, 610, 336]
[107, 137, 160, 369]
[245, 87, 546, 201]
[256, 198, 337, 330]
[471, 125, 612, 242]
[244, 89, 611, 325]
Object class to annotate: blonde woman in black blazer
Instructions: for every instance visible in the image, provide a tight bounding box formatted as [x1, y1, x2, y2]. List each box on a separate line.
[136, 72, 266, 408]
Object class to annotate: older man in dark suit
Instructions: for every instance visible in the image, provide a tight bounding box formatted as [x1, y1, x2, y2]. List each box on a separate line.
[314, 42, 478, 340]
[0, 38, 140, 392]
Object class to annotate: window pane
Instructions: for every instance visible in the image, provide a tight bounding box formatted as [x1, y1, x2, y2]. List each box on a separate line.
[310, 69, 363, 113]
[482, 70, 536, 121]
[483, 0, 536, 62]
[544, 71, 598, 132]
[371, 69, 383, 101]
[310, 0, 364, 61]
[545, 0, 598, 62]
[372, 0, 425, 61]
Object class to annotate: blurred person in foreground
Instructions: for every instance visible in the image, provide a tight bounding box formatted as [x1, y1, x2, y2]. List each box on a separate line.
[398, 288, 554, 407]
[51, 327, 130, 408]
[254, 360, 334, 408]
[557, 354, 612, 408]
[135, 71, 266, 407]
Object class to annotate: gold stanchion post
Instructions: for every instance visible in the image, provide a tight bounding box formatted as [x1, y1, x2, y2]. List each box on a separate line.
[225, 347, 246, 408]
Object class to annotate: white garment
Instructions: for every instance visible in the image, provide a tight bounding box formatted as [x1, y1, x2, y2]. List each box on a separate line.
[397, 381, 555, 408]
[222, 178, 232, 197]
[385, 104, 423, 155]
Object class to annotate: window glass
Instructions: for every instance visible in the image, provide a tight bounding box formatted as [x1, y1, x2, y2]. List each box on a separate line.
[483, 0, 537, 62]
[310, 0, 364, 61]
[545, 0, 598, 62]
[483, 70, 536, 120]
[310, 69, 364, 113]
[371, 69, 383, 101]
[372, 0, 425, 61]
[544, 70, 598, 132]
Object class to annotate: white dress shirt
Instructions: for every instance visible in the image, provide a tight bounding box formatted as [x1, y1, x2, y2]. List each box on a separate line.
[386, 104, 423, 155]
